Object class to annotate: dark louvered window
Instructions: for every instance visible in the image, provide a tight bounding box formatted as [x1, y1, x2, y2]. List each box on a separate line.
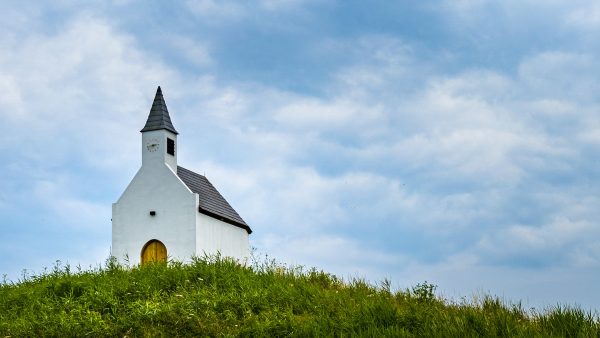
[167, 138, 175, 156]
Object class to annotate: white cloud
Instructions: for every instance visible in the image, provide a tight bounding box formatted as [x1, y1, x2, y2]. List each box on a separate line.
[578, 129, 600, 145]
[475, 217, 597, 264]
[330, 36, 416, 95]
[169, 36, 213, 67]
[184, 0, 323, 22]
[518, 51, 598, 100]
[259, 0, 322, 11]
[32, 177, 110, 230]
[0, 14, 178, 172]
[163, 34, 600, 283]
[184, 0, 245, 22]
[273, 98, 385, 131]
[0, 74, 23, 115]
[565, 3, 600, 29]
[258, 234, 409, 279]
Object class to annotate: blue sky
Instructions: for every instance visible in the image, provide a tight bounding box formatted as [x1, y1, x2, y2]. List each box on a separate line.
[1, 0, 600, 309]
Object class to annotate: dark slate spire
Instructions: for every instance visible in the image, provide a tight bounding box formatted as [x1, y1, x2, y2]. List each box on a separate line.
[140, 86, 178, 134]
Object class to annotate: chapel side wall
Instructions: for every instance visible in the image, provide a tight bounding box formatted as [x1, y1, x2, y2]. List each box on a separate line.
[195, 213, 250, 262]
[112, 163, 196, 265]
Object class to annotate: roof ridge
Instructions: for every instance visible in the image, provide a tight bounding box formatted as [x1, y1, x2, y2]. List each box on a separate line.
[176, 165, 252, 234]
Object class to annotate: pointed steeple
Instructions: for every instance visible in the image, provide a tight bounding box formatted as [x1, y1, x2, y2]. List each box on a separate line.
[141, 86, 178, 134]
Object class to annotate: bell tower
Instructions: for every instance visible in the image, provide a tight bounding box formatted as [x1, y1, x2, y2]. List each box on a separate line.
[140, 86, 178, 172]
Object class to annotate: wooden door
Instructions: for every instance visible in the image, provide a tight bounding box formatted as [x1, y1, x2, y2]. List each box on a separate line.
[141, 240, 167, 264]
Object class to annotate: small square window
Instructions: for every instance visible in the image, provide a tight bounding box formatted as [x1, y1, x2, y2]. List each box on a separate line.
[167, 138, 175, 156]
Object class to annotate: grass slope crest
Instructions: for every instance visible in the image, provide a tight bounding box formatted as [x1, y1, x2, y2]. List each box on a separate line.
[0, 255, 598, 337]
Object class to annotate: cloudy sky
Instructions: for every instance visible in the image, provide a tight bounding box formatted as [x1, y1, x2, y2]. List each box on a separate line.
[2, 0, 600, 309]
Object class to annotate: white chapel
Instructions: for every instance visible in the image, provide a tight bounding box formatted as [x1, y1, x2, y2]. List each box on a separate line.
[112, 87, 252, 265]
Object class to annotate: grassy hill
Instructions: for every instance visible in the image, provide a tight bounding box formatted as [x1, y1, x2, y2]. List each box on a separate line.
[1, 256, 598, 337]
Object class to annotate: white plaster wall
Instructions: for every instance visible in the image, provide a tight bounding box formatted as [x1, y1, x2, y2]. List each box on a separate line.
[195, 213, 250, 262]
[112, 162, 197, 265]
[142, 130, 177, 172]
[113, 128, 250, 265]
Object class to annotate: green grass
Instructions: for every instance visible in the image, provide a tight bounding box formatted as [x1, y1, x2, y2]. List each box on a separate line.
[1, 256, 598, 337]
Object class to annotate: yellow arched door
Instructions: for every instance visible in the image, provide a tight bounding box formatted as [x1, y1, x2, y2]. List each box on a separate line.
[141, 239, 167, 265]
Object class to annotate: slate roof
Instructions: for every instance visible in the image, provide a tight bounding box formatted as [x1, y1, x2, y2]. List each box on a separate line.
[141, 86, 179, 134]
[177, 166, 252, 234]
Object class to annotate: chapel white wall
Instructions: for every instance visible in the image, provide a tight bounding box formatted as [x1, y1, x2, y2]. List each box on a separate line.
[112, 163, 196, 266]
[195, 213, 250, 262]
[113, 127, 250, 265]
